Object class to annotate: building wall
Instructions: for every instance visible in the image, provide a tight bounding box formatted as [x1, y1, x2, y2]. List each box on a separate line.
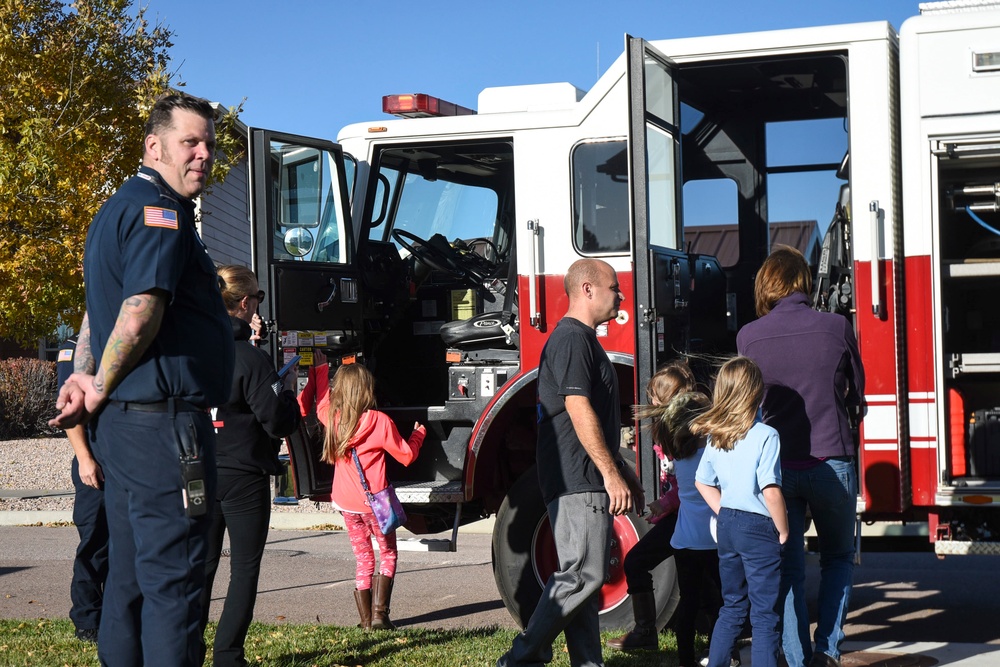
[198, 152, 251, 267]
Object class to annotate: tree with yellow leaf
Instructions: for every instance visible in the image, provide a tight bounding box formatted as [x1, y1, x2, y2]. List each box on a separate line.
[0, 0, 242, 345]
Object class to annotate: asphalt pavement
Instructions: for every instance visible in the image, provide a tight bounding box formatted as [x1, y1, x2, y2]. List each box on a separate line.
[2, 514, 1000, 666]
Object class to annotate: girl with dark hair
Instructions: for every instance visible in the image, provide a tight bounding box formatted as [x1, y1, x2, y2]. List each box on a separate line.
[606, 360, 695, 651]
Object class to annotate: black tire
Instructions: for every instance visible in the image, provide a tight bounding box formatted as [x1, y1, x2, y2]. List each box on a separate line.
[491, 467, 679, 631]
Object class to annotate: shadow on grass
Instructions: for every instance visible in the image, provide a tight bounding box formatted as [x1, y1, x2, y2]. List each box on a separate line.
[401, 599, 507, 626]
[266, 626, 505, 667]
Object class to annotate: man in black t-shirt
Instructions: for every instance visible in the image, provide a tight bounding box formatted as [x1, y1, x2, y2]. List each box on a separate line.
[498, 258, 644, 667]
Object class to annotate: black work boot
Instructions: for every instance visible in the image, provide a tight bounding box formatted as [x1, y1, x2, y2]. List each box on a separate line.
[606, 590, 658, 651]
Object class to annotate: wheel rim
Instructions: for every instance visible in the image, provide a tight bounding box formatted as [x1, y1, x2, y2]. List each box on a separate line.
[530, 514, 642, 614]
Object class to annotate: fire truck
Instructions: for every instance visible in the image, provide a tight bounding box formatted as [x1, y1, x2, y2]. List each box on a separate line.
[247, 1, 1000, 630]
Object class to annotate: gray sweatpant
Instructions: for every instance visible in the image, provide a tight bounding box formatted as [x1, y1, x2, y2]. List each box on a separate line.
[498, 491, 613, 667]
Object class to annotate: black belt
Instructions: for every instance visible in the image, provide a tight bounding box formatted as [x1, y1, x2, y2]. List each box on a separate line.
[111, 399, 205, 413]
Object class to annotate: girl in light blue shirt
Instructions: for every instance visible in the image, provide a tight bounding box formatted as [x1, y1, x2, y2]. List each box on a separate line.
[694, 357, 788, 667]
[661, 390, 740, 667]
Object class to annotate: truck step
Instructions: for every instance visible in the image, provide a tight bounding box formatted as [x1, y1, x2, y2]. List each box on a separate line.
[373, 482, 465, 553]
[393, 537, 458, 552]
[394, 480, 464, 504]
[935, 540, 1000, 556]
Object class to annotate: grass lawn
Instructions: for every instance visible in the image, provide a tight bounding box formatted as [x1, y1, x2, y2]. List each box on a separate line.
[0, 618, 704, 666]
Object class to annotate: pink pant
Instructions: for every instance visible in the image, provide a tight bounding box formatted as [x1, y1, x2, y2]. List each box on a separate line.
[342, 511, 397, 589]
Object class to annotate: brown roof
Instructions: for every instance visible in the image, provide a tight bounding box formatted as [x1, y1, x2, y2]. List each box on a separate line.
[683, 220, 821, 267]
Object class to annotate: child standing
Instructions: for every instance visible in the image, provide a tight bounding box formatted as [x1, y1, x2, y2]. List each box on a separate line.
[693, 357, 788, 667]
[308, 363, 425, 630]
[661, 391, 741, 667]
[607, 361, 695, 651]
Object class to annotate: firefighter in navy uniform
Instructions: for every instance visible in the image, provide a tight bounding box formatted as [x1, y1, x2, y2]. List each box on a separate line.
[56, 335, 109, 645]
[51, 93, 235, 667]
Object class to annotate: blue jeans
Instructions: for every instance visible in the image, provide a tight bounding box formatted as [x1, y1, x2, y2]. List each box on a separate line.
[708, 508, 781, 667]
[498, 491, 612, 667]
[780, 458, 857, 666]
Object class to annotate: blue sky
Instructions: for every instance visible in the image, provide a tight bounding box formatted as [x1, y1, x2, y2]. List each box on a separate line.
[149, 0, 920, 230]
[155, 0, 917, 137]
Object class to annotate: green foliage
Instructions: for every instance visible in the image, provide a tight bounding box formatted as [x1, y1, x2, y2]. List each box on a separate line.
[0, 618, 694, 666]
[0, 0, 244, 346]
[0, 357, 58, 439]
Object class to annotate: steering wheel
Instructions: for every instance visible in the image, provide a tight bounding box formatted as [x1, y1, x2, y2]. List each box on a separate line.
[391, 229, 497, 290]
[358, 240, 405, 298]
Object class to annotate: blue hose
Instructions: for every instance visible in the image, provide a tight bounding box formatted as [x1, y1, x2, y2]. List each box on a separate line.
[964, 207, 1000, 237]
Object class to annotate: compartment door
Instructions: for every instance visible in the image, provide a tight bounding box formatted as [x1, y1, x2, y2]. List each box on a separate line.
[626, 36, 683, 496]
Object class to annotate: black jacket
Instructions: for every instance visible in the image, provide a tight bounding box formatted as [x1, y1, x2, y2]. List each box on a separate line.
[214, 317, 300, 475]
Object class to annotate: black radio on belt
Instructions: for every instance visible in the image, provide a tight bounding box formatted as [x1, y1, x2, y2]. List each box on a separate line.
[176, 416, 207, 517]
[180, 456, 207, 517]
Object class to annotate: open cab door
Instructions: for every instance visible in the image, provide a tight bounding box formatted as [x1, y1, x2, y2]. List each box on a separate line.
[626, 36, 685, 496]
[248, 129, 356, 499]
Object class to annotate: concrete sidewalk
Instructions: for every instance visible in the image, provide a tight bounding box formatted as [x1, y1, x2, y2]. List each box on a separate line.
[0, 506, 497, 535]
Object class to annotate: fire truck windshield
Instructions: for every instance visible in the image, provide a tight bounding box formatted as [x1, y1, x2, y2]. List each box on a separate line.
[365, 141, 514, 269]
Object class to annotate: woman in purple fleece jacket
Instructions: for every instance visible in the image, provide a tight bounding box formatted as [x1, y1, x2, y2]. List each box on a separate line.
[736, 245, 864, 667]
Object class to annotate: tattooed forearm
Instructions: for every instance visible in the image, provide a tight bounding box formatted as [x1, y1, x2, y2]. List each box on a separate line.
[74, 313, 96, 375]
[93, 292, 167, 397]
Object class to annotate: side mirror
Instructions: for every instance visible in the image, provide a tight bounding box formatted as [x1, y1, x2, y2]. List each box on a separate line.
[283, 227, 315, 257]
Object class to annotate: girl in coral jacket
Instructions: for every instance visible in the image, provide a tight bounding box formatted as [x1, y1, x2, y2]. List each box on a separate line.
[300, 361, 425, 631]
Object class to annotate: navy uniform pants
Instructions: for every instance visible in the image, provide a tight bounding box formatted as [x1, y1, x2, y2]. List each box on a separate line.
[93, 403, 217, 667]
[69, 455, 109, 633]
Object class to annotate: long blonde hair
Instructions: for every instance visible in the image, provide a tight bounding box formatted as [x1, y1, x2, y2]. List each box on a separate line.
[632, 360, 697, 451]
[322, 363, 377, 463]
[690, 356, 763, 451]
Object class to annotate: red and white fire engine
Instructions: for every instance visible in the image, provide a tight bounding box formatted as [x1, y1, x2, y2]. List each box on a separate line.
[247, 1, 1000, 629]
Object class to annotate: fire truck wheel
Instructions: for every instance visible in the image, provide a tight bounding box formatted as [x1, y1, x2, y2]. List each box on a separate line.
[491, 466, 680, 632]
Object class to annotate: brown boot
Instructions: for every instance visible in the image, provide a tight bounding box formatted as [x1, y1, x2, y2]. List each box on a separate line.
[353, 588, 372, 630]
[371, 574, 396, 630]
[606, 590, 658, 651]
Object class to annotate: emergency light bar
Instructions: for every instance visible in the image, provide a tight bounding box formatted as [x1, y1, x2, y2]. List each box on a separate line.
[382, 94, 475, 118]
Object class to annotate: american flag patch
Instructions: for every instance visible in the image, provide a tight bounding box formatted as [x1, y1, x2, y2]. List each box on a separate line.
[144, 206, 178, 229]
[58, 348, 74, 362]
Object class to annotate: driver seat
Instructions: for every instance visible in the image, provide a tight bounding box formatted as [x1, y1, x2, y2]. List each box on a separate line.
[440, 309, 517, 349]
[439, 241, 518, 350]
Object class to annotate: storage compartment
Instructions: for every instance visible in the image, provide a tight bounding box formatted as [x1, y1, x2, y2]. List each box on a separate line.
[967, 408, 1000, 478]
[937, 142, 1000, 482]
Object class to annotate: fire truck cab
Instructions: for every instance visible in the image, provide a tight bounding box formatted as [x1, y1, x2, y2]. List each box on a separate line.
[248, 1, 1000, 630]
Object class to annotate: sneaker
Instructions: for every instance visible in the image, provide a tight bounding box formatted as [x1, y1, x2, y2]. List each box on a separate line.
[808, 653, 841, 667]
[75, 627, 99, 644]
[698, 652, 741, 667]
